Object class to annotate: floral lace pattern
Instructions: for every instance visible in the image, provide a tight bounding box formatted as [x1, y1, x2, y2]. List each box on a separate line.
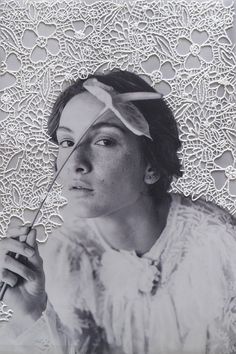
[0, 0, 235, 242]
[0, 301, 13, 322]
[0, 0, 235, 321]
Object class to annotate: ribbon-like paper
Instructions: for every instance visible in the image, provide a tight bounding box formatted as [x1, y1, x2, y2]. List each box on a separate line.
[83, 78, 162, 140]
[0, 78, 162, 302]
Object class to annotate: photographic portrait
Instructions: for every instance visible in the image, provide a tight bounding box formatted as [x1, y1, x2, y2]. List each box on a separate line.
[0, 0, 236, 353]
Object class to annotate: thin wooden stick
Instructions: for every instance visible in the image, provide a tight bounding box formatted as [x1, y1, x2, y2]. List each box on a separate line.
[0, 90, 163, 301]
[0, 114, 103, 302]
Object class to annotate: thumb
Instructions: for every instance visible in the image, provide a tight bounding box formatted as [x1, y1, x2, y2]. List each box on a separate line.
[26, 229, 42, 268]
[26, 228, 37, 247]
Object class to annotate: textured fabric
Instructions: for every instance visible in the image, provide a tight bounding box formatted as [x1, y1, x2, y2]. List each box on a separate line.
[2, 193, 236, 354]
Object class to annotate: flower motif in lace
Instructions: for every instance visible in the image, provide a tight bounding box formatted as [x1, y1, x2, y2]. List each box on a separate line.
[0, 0, 235, 241]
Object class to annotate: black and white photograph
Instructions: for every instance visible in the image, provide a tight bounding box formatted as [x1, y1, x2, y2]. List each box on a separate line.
[0, 0, 236, 353]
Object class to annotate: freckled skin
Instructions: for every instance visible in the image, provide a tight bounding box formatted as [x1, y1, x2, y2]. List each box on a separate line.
[56, 92, 150, 219]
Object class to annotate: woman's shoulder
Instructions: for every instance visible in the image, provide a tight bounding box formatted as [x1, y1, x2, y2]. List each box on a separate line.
[166, 194, 236, 290]
[170, 192, 236, 230]
[164, 193, 236, 262]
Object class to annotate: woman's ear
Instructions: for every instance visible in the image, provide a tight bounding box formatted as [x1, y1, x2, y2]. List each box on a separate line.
[144, 164, 159, 185]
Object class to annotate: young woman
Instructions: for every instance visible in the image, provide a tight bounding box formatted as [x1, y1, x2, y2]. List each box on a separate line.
[0, 70, 235, 354]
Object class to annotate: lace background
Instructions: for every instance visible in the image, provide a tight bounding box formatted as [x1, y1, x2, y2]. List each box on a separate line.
[0, 0, 235, 246]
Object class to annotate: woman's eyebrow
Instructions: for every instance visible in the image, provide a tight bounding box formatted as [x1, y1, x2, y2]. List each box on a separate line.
[91, 122, 126, 134]
[57, 126, 73, 133]
[56, 122, 126, 136]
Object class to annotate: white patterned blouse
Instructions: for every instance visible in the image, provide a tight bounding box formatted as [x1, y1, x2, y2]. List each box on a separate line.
[1, 193, 236, 354]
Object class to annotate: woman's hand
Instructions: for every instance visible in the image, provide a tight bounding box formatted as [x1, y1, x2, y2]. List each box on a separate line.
[0, 225, 47, 332]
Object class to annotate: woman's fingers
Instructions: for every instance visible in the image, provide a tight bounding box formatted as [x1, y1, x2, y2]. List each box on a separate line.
[0, 226, 43, 286]
[0, 254, 35, 282]
[6, 226, 31, 238]
[25, 229, 43, 268]
[0, 238, 35, 258]
[0, 268, 18, 287]
[26, 229, 37, 248]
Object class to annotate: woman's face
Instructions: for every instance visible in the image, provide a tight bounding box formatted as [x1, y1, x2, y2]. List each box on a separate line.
[56, 91, 149, 218]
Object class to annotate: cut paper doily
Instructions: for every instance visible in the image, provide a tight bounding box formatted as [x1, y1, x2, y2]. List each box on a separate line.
[0, 0, 235, 246]
[0, 301, 13, 322]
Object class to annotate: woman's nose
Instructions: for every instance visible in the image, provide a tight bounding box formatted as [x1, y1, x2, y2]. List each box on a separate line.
[70, 145, 92, 174]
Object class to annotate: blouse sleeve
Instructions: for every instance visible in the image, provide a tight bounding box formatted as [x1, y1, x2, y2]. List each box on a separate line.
[206, 220, 236, 354]
[1, 298, 109, 354]
[0, 299, 75, 354]
[17, 300, 74, 354]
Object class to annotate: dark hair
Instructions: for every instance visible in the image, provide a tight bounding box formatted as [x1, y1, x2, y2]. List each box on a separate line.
[48, 69, 183, 202]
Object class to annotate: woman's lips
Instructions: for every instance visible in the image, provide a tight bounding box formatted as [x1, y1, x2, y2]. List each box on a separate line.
[71, 186, 93, 191]
[68, 184, 94, 195]
[69, 182, 93, 191]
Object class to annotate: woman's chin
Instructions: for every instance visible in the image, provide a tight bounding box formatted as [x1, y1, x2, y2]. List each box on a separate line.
[61, 189, 121, 219]
[61, 199, 108, 219]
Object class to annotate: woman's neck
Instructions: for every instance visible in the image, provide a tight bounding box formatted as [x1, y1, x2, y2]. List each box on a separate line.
[89, 194, 171, 255]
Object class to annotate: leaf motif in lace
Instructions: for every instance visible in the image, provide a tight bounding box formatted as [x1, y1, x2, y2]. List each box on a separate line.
[0, 301, 13, 322]
[0, 1, 234, 241]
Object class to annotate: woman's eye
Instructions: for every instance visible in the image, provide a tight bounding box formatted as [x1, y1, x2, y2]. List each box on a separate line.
[95, 138, 115, 147]
[59, 140, 74, 148]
